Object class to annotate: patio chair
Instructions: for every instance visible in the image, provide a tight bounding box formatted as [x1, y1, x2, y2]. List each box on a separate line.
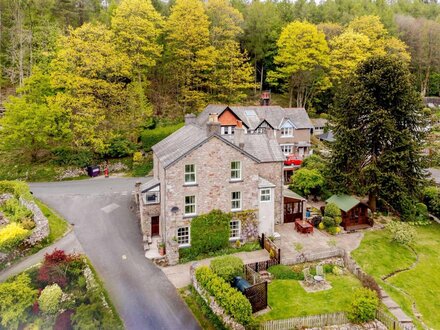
[316, 265, 325, 280]
[303, 267, 314, 285]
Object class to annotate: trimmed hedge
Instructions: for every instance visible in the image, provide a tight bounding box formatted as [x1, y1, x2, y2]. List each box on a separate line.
[0, 223, 30, 252]
[210, 256, 244, 283]
[424, 186, 440, 218]
[140, 124, 184, 151]
[347, 288, 379, 323]
[191, 210, 231, 255]
[195, 266, 252, 325]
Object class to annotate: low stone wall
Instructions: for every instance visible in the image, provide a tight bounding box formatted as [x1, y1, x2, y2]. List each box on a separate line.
[190, 263, 245, 330]
[0, 193, 13, 225]
[20, 197, 49, 246]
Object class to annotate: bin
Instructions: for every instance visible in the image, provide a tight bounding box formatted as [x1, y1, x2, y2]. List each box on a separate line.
[233, 276, 251, 292]
[87, 166, 100, 177]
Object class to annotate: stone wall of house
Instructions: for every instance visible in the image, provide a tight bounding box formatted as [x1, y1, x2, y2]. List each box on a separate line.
[257, 162, 284, 224]
[140, 203, 160, 237]
[20, 197, 49, 246]
[275, 128, 311, 144]
[190, 263, 245, 330]
[163, 137, 261, 251]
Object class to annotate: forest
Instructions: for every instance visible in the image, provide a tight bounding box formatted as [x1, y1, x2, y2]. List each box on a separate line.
[0, 0, 439, 164]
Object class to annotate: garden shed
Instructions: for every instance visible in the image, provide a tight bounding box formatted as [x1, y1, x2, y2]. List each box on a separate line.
[325, 194, 371, 230]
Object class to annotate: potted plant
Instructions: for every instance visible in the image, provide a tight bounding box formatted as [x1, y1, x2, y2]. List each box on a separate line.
[158, 242, 166, 256]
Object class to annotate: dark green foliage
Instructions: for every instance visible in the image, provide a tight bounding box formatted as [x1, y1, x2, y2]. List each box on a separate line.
[52, 147, 95, 167]
[179, 242, 260, 263]
[104, 137, 136, 158]
[210, 256, 244, 283]
[423, 186, 440, 218]
[329, 56, 427, 219]
[347, 288, 379, 323]
[190, 210, 231, 255]
[140, 124, 184, 151]
[268, 265, 304, 280]
[195, 266, 252, 325]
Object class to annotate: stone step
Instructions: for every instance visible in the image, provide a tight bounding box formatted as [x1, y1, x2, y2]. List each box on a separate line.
[382, 296, 400, 309]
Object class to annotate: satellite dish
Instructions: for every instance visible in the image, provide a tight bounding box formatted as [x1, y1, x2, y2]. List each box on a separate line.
[171, 206, 179, 213]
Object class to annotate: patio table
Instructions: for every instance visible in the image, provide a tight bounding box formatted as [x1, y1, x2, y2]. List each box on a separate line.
[314, 275, 324, 282]
[295, 220, 313, 234]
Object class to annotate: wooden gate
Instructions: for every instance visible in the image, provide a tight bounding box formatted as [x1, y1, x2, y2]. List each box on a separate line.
[244, 281, 267, 313]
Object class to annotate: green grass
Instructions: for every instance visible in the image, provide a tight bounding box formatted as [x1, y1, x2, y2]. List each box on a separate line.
[352, 224, 440, 329]
[258, 274, 363, 321]
[179, 286, 226, 330]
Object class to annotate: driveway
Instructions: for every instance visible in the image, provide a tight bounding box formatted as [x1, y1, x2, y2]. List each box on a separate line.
[30, 178, 199, 330]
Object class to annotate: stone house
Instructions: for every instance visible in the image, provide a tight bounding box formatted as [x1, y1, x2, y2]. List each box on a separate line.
[311, 118, 328, 136]
[136, 113, 288, 265]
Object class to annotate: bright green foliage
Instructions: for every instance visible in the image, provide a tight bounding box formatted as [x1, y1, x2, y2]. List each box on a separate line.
[324, 202, 342, 220]
[267, 265, 304, 280]
[0, 180, 32, 200]
[0, 273, 38, 329]
[0, 223, 30, 252]
[329, 56, 426, 217]
[140, 123, 184, 151]
[190, 210, 231, 255]
[111, 0, 163, 76]
[347, 288, 379, 323]
[1, 198, 33, 223]
[329, 30, 371, 82]
[38, 284, 63, 314]
[347, 16, 388, 42]
[50, 23, 151, 154]
[270, 21, 330, 108]
[386, 221, 416, 245]
[195, 266, 252, 325]
[290, 168, 325, 198]
[210, 255, 243, 283]
[164, 0, 216, 111]
[424, 186, 440, 218]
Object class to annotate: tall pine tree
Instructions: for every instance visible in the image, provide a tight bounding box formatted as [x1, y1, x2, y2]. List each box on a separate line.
[329, 56, 427, 219]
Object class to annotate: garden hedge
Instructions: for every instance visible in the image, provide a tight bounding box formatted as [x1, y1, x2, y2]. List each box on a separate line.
[424, 186, 440, 218]
[0, 181, 32, 199]
[347, 288, 379, 323]
[191, 210, 231, 255]
[195, 266, 252, 325]
[210, 256, 244, 283]
[140, 124, 184, 151]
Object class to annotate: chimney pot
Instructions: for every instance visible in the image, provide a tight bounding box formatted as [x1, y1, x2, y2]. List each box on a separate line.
[208, 113, 219, 123]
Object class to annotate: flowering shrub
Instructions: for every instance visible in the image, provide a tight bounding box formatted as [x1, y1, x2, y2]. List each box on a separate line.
[0, 222, 30, 252]
[39, 284, 63, 314]
[347, 288, 379, 323]
[386, 221, 416, 245]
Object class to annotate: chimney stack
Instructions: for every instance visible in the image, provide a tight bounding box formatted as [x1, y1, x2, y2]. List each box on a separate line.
[235, 120, 245, 149]
[185, 113, 197, 125]
[206, 113, 221, 135]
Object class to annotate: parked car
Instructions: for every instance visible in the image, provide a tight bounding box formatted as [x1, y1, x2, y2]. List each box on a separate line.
[284, 155, 303, 166]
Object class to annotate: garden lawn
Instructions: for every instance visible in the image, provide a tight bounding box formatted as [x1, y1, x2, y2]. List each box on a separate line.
[258, 274, 362, 321]
[352, 224, 440, 329]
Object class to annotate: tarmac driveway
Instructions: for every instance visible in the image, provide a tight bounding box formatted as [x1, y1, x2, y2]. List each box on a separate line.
[30, 178, 199, 330]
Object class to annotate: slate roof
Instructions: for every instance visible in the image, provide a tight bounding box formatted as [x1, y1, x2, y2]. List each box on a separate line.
[283, 188, 306, 201]
[258, 177, 276, 188]
[326, 194, 360, 212]
[319, 131, 335, 142]
[311, 118, 328, 128]
[197, 105, 314, 130]
[140, 177, 160, 192]
[152, 124, 284, 168]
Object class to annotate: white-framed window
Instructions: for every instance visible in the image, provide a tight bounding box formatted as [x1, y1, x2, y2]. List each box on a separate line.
[260, 189, 271, 202]
[281, 127, 293, 137]
[231, 191, 241, 211]
[184, 164, 196, 184]
[231, 161, 241, 180]
[230, 220, 241, 239]
[255, 127, 265, 134]
[184, 195, 196, 216]
[221, 126, 235, 135]
[280, 144, 293, 155]
[177, 226, 190, 246]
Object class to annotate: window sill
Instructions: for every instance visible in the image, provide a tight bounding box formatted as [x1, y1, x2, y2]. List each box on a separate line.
[229, 237, 241, 242]
[183, 183, 198, 187]
[145, 201, 160, 205]
[183, 214, 197, 219]
[231, 209, 242, 213]
[179, 243, 191, 248]
[229, 179, 243, 183]
[260, 200, 272, 203]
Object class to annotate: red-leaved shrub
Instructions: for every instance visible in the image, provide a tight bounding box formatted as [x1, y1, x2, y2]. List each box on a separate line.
[54, 309, 74, 330]
[37, 249, 81, 289]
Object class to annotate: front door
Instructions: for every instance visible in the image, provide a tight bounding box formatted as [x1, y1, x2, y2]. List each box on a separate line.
[151, 216, 160, 236]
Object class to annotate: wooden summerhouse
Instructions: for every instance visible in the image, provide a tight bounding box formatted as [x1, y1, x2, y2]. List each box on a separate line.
[325, 194, 372, 230]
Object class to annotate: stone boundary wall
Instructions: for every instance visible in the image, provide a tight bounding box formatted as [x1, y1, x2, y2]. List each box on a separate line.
[20, 197, 50, 246]
[190, 263, 245, 330]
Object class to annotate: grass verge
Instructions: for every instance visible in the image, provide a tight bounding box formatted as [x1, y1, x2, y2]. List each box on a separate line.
[179, 285, 226, 330]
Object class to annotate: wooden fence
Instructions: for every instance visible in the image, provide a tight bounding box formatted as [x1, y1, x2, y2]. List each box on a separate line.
[260, 312, 349, 330]
[282, 248, 344, 265]
[244, 264, 264, 285]
[246, 259, 279, 273]
[244, 281, 267, 313]
[376, 309, 415, 330]
[260, 233, 281, 264]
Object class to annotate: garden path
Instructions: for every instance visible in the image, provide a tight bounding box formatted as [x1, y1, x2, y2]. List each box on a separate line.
[162, 249, 269, 288]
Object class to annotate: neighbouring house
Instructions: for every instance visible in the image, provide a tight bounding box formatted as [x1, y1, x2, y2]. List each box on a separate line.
[428, 168, 440, 186]
[135, 113, 293, 265]
[197, 105, 314, 184]
[318, 130, 335, 143]
[325, 194, 372, 231]
[311, 118, 328, 136]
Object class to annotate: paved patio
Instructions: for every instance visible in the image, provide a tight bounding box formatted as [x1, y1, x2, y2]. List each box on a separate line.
[161, 249, 269, 289]
[274, 223, 364, 261]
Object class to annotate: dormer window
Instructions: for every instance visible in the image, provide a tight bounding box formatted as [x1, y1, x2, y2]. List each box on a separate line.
[221, 126, 235, 135]
[281, 127, 293, 137]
